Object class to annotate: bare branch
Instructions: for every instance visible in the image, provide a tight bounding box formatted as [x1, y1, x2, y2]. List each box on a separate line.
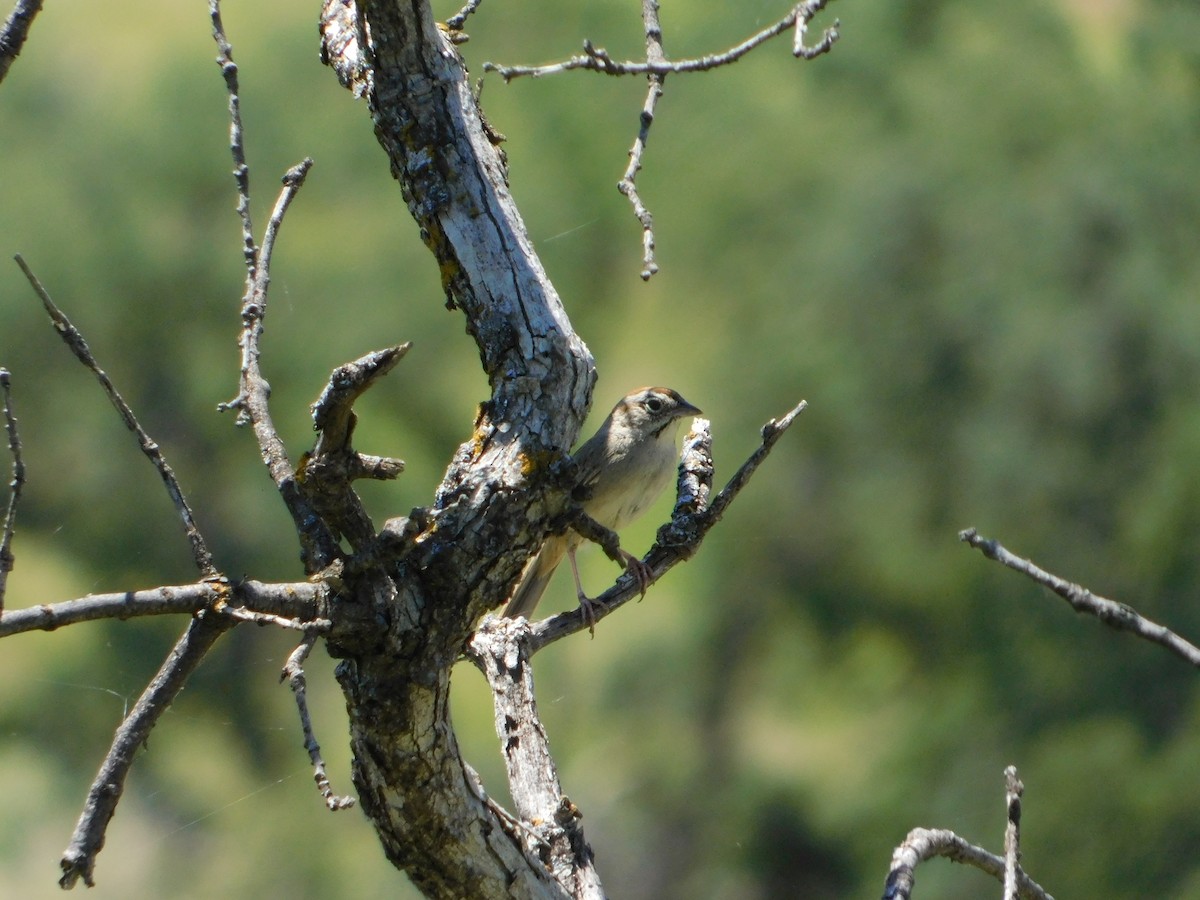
[282, 634, 356, 811]
[1004, 766, 1023, 900]
[0, 368, 23, 613]
[0, 0, 42, 85]
[218, 157, 314, 432]
[467, 616, 604, 896]
[311, 344, 411, 451]
[59, 612, 235, 889]
[484, 0, 838, 80]
[616, 0, 668, 281]
[482, 1, 837, 277]
[219, 157, 314, 440]
[959, 528, 1200, 668]
[301, 344, 411, 549]
[210, 3, 339, 570]
[445, 0, 485, 32]
[526, 400, 805, 647]
[0, 578, 326, 638]
[703, 398, 807, 524]
[210, 0, 257, 278]
[13, 255, 219, 580]
[53, 14, 340, 888]
[882, 827, 1054, 900]
[5, 573, 327, 888]
[213, 154, 336, 568]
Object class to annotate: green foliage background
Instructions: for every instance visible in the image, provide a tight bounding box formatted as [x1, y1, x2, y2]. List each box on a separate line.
[2, 1, 1200, 897]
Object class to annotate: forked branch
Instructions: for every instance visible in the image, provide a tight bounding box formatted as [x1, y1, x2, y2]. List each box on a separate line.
[484, 0, 838, 80]
[882, 768, 1052, 900]
[618, 0, 669, 280]
[484, 1, 837, 279]
[520, 400, 806, 647]
[467, 402, 806, 887]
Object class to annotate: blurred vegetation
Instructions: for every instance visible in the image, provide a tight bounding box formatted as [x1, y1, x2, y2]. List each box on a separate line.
[2, 0, 1199, 897]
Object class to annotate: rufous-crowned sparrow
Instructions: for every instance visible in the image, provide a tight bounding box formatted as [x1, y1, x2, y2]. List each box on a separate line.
[504, 386, 701, 623]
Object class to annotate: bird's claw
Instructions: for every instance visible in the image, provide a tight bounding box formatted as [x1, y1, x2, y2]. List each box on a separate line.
[577, 595, 599, 637]
[621, 551, 653, 599]
[573, 552, 654, 638]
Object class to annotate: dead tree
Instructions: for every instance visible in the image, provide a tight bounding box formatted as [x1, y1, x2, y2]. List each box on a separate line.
[0, 2, 830, 896]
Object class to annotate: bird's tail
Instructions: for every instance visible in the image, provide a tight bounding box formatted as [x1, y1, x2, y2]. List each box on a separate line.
[504, 540, 565, 621]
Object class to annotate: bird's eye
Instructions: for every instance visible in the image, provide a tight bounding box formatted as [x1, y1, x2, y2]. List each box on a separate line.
[645, 396, 665, 413]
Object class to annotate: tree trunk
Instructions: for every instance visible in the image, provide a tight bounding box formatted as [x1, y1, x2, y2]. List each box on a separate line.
[319, 1, 596, 895]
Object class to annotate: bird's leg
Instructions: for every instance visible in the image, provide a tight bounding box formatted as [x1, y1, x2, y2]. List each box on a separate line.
[569, 510, 653, 592]
[567, 545, 655, 636]
[566, 547, 599, 636]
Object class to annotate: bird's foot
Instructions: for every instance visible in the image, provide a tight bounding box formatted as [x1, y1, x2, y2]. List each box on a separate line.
[621, 550, 653, 599]
[576, 595, 599, 637]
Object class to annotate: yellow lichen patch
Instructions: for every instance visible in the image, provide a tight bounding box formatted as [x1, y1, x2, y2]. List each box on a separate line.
[518, 449, 556, 478]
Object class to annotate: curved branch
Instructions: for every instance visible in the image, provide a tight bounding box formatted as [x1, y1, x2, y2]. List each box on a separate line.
[282, 634, 356, 811]
[883, 827, 1053, 900]
[960, 528, 1200, 668]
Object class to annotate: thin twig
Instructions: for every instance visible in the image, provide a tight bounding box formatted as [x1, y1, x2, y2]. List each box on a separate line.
[217, 161, 313, 459]
[484, 0, 838, 81]
[881, 826, 1054, 900]
[1003, 766, 1023, 900]
[0, 577, 327, 638]
[0, 0, 43, 85]
[210, 0, 257, 279]
[445, 0, 485, 31]
[704, 399, 807, 524]
[210, 4, 334, 570]
[617, 0, 668, 280]
[959, 528, 1200, 668]
[281, 634, 356, 810]
[222, 606, 332, 633]
[0, 368, 24, 613]
[221, 159, 340, 577]
[461, 760, 552, 849]
[60, 613, 235, 889]
[13, 255, 218, 580]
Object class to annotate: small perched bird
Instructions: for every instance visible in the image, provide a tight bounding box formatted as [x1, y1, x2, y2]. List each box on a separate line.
[505, 386, 701, 624]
